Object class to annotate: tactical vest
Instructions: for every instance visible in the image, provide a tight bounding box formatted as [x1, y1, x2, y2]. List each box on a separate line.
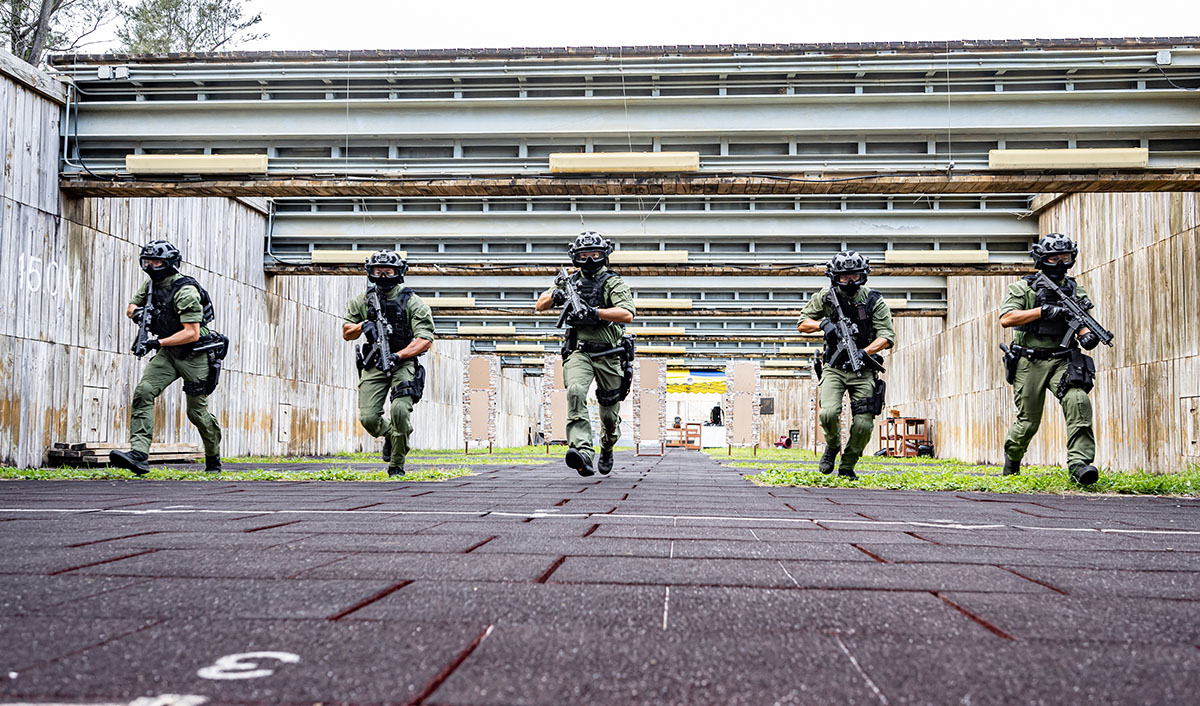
[381, 287, 415, 352]
[570, 270, 618, 330]
[573, 270, 615, 308]
[1017, 274, 1077, 340]
[830, 288, 882, 350]
[148, 275, 215, 338]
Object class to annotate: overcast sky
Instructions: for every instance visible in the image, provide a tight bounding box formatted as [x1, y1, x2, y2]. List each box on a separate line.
[242, 0, 1199, 50]
[90, 0, 1200, 52]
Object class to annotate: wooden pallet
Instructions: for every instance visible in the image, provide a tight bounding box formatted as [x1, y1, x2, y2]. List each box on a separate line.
[48, 443, 203, 467]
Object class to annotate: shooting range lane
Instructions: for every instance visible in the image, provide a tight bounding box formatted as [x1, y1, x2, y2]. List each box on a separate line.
[1, 450, 1197, 705]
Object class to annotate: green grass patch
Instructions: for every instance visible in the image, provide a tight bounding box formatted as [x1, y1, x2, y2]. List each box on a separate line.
[747, 464, 1200, 496]
[0, 465, 472, 482]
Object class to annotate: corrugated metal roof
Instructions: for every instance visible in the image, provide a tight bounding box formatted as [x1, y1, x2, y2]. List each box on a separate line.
[49, 37, 1200, 65]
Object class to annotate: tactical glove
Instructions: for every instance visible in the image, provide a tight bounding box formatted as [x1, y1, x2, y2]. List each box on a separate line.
[145, 339, 161, 352]
[360, 320, 379, 341]
[819, 319, 839, 340]
[569, 305, 601, 326]
[1078, 331, 1101, 350]
[554, 271, 569, 288]
[1040, 304, 1068, 321]
[551, 289, 567, 307]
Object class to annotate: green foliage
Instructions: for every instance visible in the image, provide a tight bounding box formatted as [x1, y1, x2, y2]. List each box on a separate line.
[0, 465, 471, 482]
[117, 0, 264, 53]
[2, 0, 117, 64]
[746, 464, 1200, 496]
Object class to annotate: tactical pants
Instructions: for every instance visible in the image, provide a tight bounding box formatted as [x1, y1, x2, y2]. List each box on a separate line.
[358, 361, 418, 468]
[1004, 356, 1095, 468]
[129, 347, 222, 456]
[818, 366, 877, 472]
[564, 351, 623, 456]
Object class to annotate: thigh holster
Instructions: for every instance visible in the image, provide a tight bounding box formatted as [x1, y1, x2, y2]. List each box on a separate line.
[182, 332, 229, 396]
[390, 361, 427, 404]
[1054, 349, 1096, 399]
[850, 376, 886, 417]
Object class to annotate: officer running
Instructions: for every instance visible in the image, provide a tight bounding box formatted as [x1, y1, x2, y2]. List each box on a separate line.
[110, 240, 226, 475]
[535, 232, 636, 476]
[798, 251, 895, 479]
[998, 233, 1103, 485]
[342, 250, 435, 477]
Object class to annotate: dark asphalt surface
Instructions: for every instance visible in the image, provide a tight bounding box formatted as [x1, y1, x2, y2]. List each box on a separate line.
[1, 449, 1198, 706]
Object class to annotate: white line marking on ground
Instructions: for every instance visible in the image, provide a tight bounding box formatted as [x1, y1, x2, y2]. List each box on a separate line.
[834, 634, 889, 705]
[2, 508, 1197, 537]
[662, 587, 670, 630]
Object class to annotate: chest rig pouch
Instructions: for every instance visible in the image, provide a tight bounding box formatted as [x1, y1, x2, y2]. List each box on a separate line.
[822, 289, 884, 372]
[149, 276, 215, 340]
[1054, 349, 1096, 400]
[1018, 275, 1088, 340]
[379, 288, 428, 404]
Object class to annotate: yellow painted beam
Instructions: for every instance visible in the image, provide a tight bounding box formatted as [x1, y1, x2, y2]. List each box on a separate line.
[456, 325, 517, 335]
[884, 250, 989, 265]
[310, 249, 409, 264]
[125, 154, 269, 175]
[638, 345, 688, 355]
[634, 298, 693, 309]
[779, 345, 822, 355]
[518, 357, 547, 364]
[495, 343, 549, 353]
[761, 360, 811, 368]
[425, 297, 476, 308]
[630, 327, 687, 336]
[989, 147, 1148, 170]
[609, 250, 689, 264]
[549, 151, 700, 173]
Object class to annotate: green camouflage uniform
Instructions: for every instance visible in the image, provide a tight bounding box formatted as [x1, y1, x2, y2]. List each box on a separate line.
[344, 287, 435, 469]
[543, 268, 636, 457]
[1000, 278, 1096, 467]
[126, 274, 222, 457]
[799, 287, 895, 472]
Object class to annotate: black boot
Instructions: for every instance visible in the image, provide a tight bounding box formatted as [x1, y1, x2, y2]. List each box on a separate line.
[818, 444, 840, 474]
[387, 465, 405, 478]
[1003, 457, 1020, 476]
[109, 449, 149, 476]
[597, 448, 614, 476]
[837, 467, 859, 481]
[565, 448, 595, 477]
[381, 437, 392, 463]
[204, 455, 222, 473]
[1070, 464, 1099, 486]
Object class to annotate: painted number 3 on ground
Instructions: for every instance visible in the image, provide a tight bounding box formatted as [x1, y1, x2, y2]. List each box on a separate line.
[196, 652, 300, 680]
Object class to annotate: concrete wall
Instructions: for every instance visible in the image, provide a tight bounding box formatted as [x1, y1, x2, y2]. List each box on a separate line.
[887, 193, 1200, 472]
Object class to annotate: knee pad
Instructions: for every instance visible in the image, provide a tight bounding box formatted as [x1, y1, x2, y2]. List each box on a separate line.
[818, 407, 842, 427]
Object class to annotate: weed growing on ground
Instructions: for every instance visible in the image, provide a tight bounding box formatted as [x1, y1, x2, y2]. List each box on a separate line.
[0, 466, 472, 482]
[747, 465, 1200, 495]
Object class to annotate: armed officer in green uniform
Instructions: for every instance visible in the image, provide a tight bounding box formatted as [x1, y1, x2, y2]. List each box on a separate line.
[999, 233, 1105, 486]
[798, 251, 895, 479]
[342, 250, 435, 477]
[535, 232, 636, 477]
[110, 240, 227, 475]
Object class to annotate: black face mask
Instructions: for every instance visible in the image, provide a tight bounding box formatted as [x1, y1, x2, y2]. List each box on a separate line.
[142, 262, 176, 282]
[578, 259, 604, 277]
[1040, 262, 1070, 280]
[369, 274, 403, 291]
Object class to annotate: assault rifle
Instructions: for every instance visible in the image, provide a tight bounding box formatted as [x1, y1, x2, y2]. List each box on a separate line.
[554, 267, 590, 329]
[1030, 271, 1114, 349]
[825, 288, 885, 375]
[358, 285, 398, 375]
[130, 281, 157, 358]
